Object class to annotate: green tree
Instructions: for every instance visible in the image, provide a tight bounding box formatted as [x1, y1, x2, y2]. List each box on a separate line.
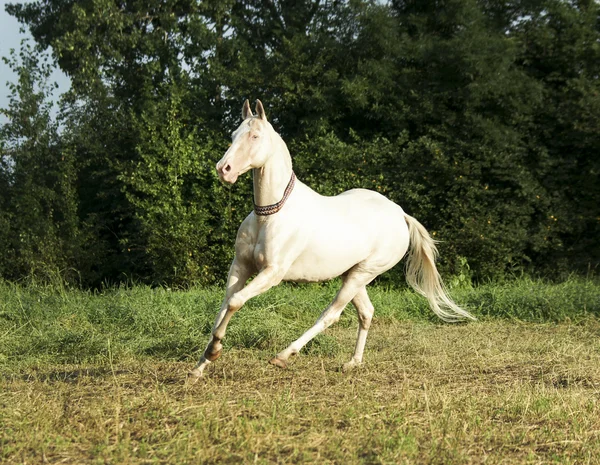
[512, 0, 600, 274]
[119, 83, 229, 285]
[8, 0, 234, 285]
[4, 0, 599, 284]
[308, 0, 550, 279]
[0, 41, 81, 281]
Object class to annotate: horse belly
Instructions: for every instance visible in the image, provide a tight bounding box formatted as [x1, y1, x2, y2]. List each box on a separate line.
[283, 239, 369, 282]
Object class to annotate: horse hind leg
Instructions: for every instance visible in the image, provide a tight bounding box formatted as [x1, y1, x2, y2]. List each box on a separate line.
[343, 286, 374, 372]
[270, 270, 373, 368]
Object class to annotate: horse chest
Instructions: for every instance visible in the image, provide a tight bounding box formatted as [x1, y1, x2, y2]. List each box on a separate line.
[253, 246, 267, 269]
[250, 228, 278, 270]
[251, 235, 287, 270]
[249, 217, 301, 270]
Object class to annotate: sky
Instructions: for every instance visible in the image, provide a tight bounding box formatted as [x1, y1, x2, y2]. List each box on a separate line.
[0, 0, 71, 123]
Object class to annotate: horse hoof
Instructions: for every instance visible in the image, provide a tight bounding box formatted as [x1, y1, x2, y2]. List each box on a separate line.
[187, 369, 203, 383]
[342, 360, 361, 373]
[269, 357, 287, 369]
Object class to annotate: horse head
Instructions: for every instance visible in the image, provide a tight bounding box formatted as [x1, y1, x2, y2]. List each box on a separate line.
[216, 99, 273, 184]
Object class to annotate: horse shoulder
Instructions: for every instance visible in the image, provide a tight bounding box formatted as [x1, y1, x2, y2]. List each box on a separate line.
[234, 213, 259, 266]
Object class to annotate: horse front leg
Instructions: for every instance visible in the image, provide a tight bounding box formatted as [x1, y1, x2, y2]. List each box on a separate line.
[213, 264, 285, 340]
[188, 259, 251, 380]
[188, 264, 284, 380]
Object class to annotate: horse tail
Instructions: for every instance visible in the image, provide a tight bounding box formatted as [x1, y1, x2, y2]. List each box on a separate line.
[404, 214, 476, 322]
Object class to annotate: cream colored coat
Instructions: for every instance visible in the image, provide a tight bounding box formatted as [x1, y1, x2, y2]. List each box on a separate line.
[189, 100, 473, 380]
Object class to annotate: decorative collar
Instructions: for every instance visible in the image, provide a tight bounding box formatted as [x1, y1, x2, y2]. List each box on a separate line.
[254, 171, 296, 216]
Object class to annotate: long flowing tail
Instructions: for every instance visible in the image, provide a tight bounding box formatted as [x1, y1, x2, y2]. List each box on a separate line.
[404, 214, 476, 322]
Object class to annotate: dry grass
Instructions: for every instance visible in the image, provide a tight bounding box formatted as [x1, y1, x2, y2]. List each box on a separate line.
[2, 319, 600, 464]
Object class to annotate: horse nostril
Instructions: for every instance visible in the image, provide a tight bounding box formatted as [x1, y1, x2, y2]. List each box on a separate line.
[224, 164, 231, 173]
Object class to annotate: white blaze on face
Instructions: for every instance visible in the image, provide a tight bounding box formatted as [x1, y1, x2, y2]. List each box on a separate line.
[216, 121, 253, 184]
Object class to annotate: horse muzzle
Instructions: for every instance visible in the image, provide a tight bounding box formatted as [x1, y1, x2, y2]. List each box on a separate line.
[216, 160, 239, 184]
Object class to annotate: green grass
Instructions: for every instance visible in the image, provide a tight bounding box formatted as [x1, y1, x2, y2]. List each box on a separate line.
[1, 277, 598, 367]
[1, 277, 600, 463]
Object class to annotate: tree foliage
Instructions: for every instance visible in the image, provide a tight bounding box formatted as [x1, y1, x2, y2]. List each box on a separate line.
[1, 0, 599, 286]
[0, 42, 81, 281]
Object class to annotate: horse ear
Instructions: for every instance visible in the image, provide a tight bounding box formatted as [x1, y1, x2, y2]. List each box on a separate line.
[255, 99, 267, 120]
[242, 99, 253, 120]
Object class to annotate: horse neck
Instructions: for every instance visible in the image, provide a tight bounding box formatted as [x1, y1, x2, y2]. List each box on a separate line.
[253, 133, 293, 207]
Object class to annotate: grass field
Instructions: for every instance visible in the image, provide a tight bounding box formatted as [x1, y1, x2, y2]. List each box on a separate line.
[1, 278, 600, 464]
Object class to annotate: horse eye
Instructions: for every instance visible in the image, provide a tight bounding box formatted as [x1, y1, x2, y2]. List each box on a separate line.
[252, 134, 259, 140]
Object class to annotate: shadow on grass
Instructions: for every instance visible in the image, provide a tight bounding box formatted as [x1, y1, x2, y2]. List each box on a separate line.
[2, 367, 125, 383]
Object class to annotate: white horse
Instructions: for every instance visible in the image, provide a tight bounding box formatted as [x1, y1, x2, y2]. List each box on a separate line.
[189, 99, 474, 380]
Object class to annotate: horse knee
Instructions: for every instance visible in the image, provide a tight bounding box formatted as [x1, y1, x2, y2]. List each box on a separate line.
[227, 293, 244, 313]
[358, 306, 374, 330]
[359, 315, 372, 330]
[323, 310, 343, 328]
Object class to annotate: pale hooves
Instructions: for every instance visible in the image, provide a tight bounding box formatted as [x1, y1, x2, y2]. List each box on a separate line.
[269, 357, 288, 369]
[187, 368, 203, 383]
[342, 360, 362, 373]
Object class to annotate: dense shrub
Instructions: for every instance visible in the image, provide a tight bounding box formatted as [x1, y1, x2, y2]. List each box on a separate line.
[1, 0, 598, 286]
